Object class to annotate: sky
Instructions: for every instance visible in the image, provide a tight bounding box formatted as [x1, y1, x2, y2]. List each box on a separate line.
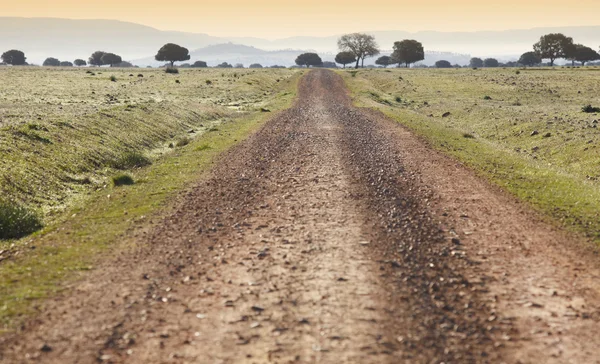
[3, 0, 600, 39]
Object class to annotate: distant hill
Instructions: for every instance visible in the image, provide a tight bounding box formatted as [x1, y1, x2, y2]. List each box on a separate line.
[1, 17, 599, 65]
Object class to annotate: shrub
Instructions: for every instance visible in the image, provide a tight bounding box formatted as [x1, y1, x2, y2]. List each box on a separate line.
[165, 67, 179, 74]
[515, 70, 521, 75]
[395, 96, 402, 103]
[110, 152, 152, 170]
[463, 133, 476, 139]
[112, 174, 134, 187]
[175, 136, 191, 147]
[195, 144, 211, 151]
[483, 95, 492, 100]
[110, 75, 117, 82]
[582, 105, 600, 113]
[0, 200, 43, 239]
[205, 80, 212, 85]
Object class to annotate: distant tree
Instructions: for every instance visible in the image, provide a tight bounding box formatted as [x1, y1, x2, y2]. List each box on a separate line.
[483, 58, 499, 67]
[89, 51, 106, 66]
[391, 39, 425, 68]
[375, 56, 392, 68]
[100, 53, 122, 67]
[571, 44, 600, 66]
[43, 57, 61, 66]
[337, 33, 379, 68]
[74, 59, 87, 67]
[191, 61, 208, 68]
[1, 50, 26, 65]
[435, 60, 452, 68]
[59, 61, 73, 67]
[116, 61, 134, 68]
[469, 57, 484, 68]
[270, 65, 286, 68]
[249, 63, 263, 68]
[216, 62, 233, 68]
[321, 61, 337, 68]
[533, 33, 575, 66]
[295, 53, 323, 68]
[518, 51, 541, 67]
[179, 63, 191, 68]
[234, 63, 244, 68]
[155, 43, 190, 67]
[334, 51, 356, 68]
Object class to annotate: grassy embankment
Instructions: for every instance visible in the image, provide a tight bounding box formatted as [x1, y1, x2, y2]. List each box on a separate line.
[0, 67, 302, 331]
[340, 67, 600, 241]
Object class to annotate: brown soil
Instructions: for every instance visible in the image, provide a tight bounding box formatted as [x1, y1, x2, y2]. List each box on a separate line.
[2, 70, 600, 363]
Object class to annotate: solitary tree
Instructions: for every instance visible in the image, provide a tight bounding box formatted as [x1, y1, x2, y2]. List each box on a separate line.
[334, 51, 356, 68]
[483, 58, 499, 67]
[375, 55, 392, 68]
[249, 63, 263, 68]
[533, 33, 575, 66]
[216, 62, 233, 68]
[100, 53, 122, 67]
[337, 33, 379, 68]
[60, 61, 73, 67]
[571, 44, 600, 66]
[435, 60, 452, 68]
[469, 57, 484, 68]
[74, 59, 87, 67]
[1, 50, 26, 65]
[191, 61, 208, 68]
[518, 52, 541, 67]
[295, 53, 322, 68]
[89, 51, 106, 66]
[391, 39, 425, 68]
[43, 57, 61, 66]
[155, 43, 191, 67]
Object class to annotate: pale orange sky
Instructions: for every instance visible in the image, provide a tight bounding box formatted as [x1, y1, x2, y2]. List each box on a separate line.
[3, 0, 600, 38]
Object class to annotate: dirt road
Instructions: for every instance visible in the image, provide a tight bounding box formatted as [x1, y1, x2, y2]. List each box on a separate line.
[2, 70, 600, 363]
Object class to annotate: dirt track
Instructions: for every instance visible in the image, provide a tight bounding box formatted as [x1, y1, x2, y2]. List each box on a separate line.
[2, 70, 600, 363]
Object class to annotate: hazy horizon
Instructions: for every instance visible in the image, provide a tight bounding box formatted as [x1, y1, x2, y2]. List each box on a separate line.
[5, 0, 600, 39]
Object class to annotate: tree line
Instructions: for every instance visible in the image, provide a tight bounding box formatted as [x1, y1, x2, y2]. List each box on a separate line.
[2, 33, 599, 69]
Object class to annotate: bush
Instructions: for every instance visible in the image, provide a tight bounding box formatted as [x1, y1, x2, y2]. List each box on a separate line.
[110, 75, 117, 82]
[483, 95, 492, 100]
[165, 67, 179, 74]
[0, 200, 43, 239]
[582, 105, 600, 113]
[175, 136, 191, 147]
[395, 96, 402, 103]
[112, 174, 134, 187]
[205, 80, 212, 85]
[110, 152, 152, 170]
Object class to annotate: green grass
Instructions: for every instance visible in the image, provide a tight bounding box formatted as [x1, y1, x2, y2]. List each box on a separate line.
[0, 68, 302, 332]
[339, 67, 600, 241]
[112, 174, 134, 186]
[0, 200, 43, 240]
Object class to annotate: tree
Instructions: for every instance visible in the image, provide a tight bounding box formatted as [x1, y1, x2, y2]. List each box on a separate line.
[375, 56, 392, 68]
[60, 61, 73, 67]
[483, 58, 499, 67]
[295, 53, 322, 68]
[43, 57, 61, 67]
[74, 59, 87, 67]
[249, 63, 263, 68]
[435, 60, 452, 68]
[334, 51, 356, 68]
[469, 57, 484, 68]
[100, 53, 122, 67]
[571, 44, 600, 66]
[391, 39, 425, 68]
[533, 33, 574, 66]
[216, 62, 232, 68]
[518, 52, 541, 67]
[89, 51, 106, 66]
[337, 33, 379, 69]
[234, 63, 244, 68]
[322, 61, 337, 68]
[155, 43, 191, 67]
[116, 61, 133, 68]
[1, 50, 26, 65]
[191, 61, 208, 68]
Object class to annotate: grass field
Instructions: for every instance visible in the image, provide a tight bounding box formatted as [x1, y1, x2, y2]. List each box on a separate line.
[0, 67, 302, 330]
[0, 67, 299, 233]
[340, 67, 600, 240]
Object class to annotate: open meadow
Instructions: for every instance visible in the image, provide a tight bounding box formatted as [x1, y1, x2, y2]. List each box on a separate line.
[341, 67, 600, 240]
